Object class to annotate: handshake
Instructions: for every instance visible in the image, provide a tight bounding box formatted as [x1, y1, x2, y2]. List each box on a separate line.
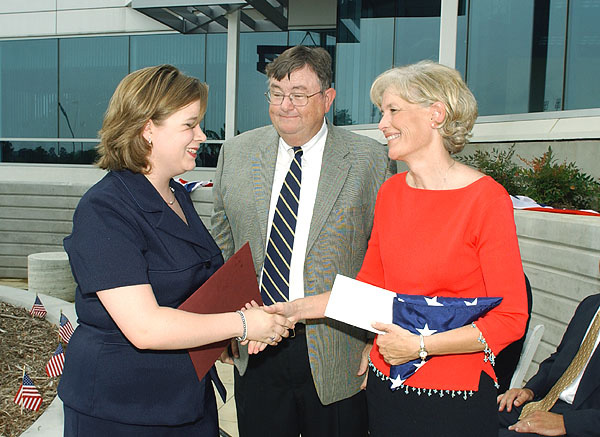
[221, 300, 301, 363]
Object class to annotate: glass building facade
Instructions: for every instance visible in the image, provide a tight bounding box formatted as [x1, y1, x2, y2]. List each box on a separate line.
[1, 0, 599, 165]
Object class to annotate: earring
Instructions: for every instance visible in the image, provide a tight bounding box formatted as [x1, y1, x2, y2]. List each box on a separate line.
[431, 123, 436, 128]
[147, 136, 152, 145]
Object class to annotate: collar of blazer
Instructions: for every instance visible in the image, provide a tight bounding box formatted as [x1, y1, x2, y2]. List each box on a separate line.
[110, 169, 218, 249]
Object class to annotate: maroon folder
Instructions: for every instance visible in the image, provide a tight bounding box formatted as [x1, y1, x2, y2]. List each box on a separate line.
[178, 243, 262, 382]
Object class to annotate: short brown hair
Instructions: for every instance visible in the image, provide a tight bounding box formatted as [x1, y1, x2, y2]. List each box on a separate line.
[370, 61, 478, 154]
[265, 45, 332, 91]
[96, 64, 208, 172]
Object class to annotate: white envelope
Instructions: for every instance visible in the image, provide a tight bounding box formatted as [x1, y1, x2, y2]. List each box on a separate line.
[324, 274, 396, 334]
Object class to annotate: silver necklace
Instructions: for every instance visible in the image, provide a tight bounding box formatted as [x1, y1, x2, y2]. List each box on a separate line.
[412, 159, 456, 189]
[168, 187, 175, 205]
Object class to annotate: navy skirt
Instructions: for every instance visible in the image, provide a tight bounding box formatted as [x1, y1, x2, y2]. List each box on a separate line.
[63, 378, 219, 436]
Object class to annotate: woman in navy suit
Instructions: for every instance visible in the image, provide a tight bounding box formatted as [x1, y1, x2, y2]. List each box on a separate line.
[59, 65, 292, 436]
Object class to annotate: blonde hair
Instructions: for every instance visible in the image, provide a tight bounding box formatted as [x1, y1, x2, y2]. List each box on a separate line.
[370, 61, 477, 154]
[96, 65, 208, 172]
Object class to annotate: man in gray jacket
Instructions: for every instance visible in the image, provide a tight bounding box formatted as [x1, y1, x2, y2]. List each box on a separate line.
[212, 45, 392, 437]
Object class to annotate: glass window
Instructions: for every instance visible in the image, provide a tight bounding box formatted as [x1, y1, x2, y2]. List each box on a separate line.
[464, 0, 569, 115]
[466, 1, 535, 116]
[394, 0, 441, 66]
[455, 10, 468, 78]
[393, 16, 439, 66]
[564, 0, 600, 110]
[205, 33, 227, 140]
[335, 18, 394, 125]
[528, 1, 567, 112]
[289, 31, 335, 48]
[0, 39, 58, 138]
[334, 1, 443, 126]
[131, 33, 206, 80]
[59, 36, 128, 139]
[237, 31, 288, 134]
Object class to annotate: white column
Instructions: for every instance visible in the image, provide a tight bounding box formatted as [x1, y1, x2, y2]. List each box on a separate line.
[225, 8, 240, 140]
[439, 0, 459, 68]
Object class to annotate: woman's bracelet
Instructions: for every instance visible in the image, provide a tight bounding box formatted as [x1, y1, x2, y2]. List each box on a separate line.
[471, 322, 496, 365]
[235, 310, 247, 342]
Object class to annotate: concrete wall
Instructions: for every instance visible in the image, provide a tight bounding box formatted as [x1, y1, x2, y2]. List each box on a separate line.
[0, 164, 215, 277]
[0, 181, 87, 277]
[0, 0, 169, 38]
[515, 210, 600, 382]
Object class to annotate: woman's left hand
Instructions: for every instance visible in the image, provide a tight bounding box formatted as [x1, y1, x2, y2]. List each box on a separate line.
[372, 322, 420, 366]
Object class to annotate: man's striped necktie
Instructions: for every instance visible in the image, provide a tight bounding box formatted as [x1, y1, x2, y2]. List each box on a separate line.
[261, 147, 303, 305]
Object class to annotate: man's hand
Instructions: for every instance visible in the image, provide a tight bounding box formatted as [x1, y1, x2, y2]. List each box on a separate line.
[219, 339, 239, 365]
[263, 300, 301, 324]
[246, 339, 269, 354]
[241, 300, 293, 353]
[357, 341, 373, 390]
[507, 411, 566, 435]
[497, 388, 534, 412]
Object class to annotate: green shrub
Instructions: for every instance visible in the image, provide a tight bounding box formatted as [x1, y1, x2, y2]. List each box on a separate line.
[519, 146, 600, 211]
[458, 145, 600, 211]
[457, 145, 524, 195]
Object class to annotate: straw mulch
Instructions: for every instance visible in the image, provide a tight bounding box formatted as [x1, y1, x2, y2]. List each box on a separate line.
[0, 302, 61, 437]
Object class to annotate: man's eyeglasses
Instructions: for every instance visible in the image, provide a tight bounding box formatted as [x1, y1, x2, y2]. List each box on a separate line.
[265, 90, 323, 107]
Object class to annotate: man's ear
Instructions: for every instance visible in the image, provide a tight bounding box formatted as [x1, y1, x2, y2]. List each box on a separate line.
[323, 88, 336, 112]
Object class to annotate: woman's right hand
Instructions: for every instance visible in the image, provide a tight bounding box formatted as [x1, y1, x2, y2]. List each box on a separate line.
[372, 321, 420, 365]
[243, 306, 294, 345]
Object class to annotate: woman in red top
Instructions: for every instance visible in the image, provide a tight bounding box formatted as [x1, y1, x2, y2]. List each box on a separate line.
[359, 61, 528, 436]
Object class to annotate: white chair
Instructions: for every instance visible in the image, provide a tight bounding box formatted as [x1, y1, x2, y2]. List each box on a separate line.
[509, 324, 545, 389]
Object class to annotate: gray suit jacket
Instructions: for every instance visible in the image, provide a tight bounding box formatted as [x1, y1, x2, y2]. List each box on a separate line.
[211, 121, 393, 404]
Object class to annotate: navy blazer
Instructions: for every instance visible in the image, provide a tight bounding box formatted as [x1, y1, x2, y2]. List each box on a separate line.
[525, 293, 600, 436]
[60, 170, 224, 426]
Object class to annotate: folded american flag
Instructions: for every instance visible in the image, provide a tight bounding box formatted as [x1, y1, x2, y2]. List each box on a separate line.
[59, 312, 74, 344]
[29, 295, 47, 319]
[388, 294, 502, 389]
[45, 343, 65, 378]
[13, 372, 42, 411]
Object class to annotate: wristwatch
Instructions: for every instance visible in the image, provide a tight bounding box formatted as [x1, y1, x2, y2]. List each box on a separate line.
[418, 334, 428, 362]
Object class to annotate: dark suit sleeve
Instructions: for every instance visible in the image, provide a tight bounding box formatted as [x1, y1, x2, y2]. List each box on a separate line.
[563, 409, 600, 436]
[525, 296, 597, 398]
[524, 345, 558, 399]
[524, 295, 600, 436]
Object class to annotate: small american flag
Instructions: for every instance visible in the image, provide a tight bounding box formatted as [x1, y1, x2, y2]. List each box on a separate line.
[59, 313, 74, 344]
[29, 296, 47, 319]
[45, 343, 65, 378]
[13, 372, 43, 411]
